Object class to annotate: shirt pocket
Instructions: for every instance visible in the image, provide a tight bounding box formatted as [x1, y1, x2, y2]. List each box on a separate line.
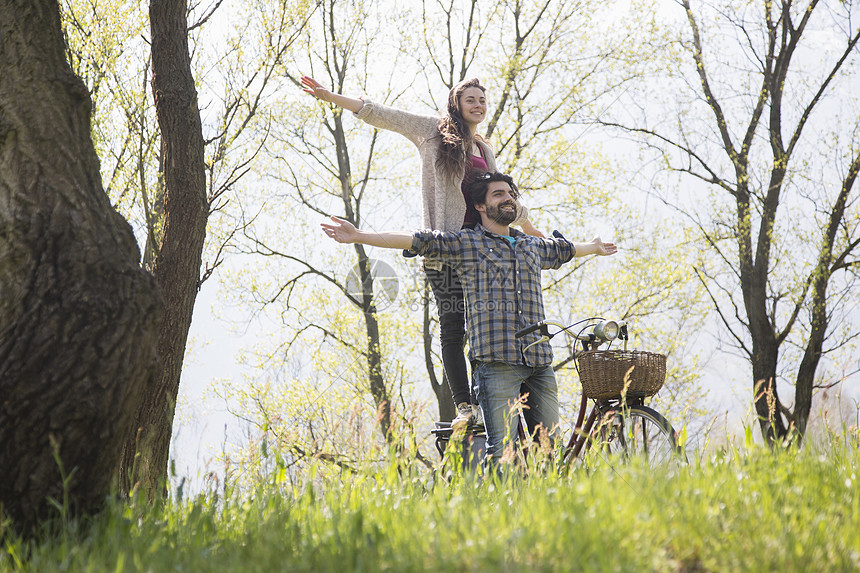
[478, 246, 516, 290]
[519, 247, 542, 274]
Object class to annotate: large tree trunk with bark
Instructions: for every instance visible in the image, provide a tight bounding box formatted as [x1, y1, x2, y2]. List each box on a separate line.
[750, 336, 786, 443]
[116, 0, 208, 499]
[0, 0, 161, 532]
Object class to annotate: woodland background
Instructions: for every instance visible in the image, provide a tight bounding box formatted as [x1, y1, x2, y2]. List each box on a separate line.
[1, 0, 858, 526]
[66, 0, 860, 486]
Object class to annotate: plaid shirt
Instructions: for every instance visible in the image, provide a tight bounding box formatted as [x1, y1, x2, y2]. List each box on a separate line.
[412, 224, 576, 366]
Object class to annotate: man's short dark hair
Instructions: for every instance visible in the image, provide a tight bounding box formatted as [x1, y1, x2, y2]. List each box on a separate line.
[466, 171, 520, 206]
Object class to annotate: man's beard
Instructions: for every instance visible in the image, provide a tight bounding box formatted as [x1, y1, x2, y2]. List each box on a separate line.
[485, 202, 517, 225]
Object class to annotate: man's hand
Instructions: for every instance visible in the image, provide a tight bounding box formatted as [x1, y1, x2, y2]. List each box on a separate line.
[571, 236, 618, 257]
[321, 216, 415, 250]
[590, 236, 617, 256]
[321, 216, 359, 244]
[301, 76, 334, 102]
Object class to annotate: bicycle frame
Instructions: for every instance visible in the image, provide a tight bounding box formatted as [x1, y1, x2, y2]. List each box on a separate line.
[515, 318, 680, 468]
[433, 317, 684, 470]
[562, 394, 647, 463]
[502, 318, 629, 467]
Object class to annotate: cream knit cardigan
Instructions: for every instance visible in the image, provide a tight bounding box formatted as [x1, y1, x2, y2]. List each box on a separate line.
[355, 98, 528, 234]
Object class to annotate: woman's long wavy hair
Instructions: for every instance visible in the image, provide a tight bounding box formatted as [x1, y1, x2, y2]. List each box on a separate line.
[436, 78, 487, 186]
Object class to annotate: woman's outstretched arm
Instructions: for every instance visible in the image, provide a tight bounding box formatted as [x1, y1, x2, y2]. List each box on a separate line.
[301, 76, 364, 113]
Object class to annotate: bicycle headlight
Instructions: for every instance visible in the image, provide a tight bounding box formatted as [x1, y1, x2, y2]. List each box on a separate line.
[593, 320, 619, 341]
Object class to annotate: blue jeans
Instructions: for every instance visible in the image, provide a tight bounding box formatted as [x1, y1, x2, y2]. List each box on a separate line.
[473, 361, 560, 463]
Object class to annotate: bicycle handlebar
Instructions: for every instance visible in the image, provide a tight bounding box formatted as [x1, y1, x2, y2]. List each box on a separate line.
[514, 322, 546, 339]
[516, 319, 628, 354]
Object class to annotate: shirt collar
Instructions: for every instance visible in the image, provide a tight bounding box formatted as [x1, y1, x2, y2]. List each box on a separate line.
[474, 223, 524, 240]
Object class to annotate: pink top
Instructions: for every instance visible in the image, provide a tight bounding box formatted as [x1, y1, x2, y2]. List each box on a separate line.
[462, 153, 489, 228]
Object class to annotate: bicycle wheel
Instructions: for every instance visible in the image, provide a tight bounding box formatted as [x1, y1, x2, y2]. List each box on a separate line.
[591, 404, 685, 467]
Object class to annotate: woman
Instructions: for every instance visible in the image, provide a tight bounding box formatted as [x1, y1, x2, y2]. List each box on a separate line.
[301, 75, 543, 427]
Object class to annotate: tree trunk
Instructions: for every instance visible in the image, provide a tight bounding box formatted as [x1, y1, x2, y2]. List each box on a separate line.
[117, 0, 208, 499]
[747, 279, 787, 443]
[356, 251, 392, 437]
[743, 212, 787, 443]
[0, 0, 160, 532]
[327, 94, 393, 441]
[750, 343, 787, 444]
[795, 155, 859, 438]
[794, 283, 826, 439]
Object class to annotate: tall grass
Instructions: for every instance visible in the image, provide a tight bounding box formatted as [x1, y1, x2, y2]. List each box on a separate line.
[2, 439, 859, 572]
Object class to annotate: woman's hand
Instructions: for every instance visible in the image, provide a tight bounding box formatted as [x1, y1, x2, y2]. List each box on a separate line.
[301, 76, 364, 113]
[301, 76, 334, 102]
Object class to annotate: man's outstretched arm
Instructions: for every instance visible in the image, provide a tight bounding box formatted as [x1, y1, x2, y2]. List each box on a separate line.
[572, 236, 617, 257]
[321, 216, 414, 250]
[537, 233, 617, 270]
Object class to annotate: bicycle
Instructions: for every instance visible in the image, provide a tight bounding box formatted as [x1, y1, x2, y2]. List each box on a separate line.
[431, 317, 687, 471]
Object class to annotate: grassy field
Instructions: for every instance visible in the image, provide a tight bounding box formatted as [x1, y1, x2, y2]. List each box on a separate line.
[2, 438, 859, 572]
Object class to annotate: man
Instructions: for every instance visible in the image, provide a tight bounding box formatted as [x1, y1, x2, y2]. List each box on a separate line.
[321, 172, 617, 465]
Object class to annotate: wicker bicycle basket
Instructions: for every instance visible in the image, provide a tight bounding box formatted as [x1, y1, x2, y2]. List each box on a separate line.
[577, 350, 667, 399]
